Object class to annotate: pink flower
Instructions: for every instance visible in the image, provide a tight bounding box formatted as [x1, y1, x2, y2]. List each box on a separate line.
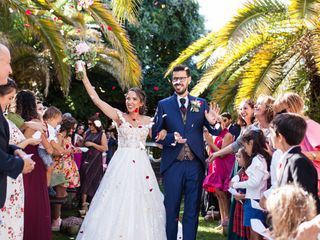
[75, 42, 90, 55]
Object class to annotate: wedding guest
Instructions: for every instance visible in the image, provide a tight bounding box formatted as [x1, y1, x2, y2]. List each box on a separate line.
[231, 129, 270, 240]
[51, 116, 80, 231]
[35, 106, 62, 186]
[269, 113, 320, 212]
[266, 184, 317, 240]
[73, 123, 85, 169]
[106, 129, 117, 164]
[274, 92, 320, 196]
[0, 79, 38, 240]
[0, 44, 35, 210]
[203, 112, 235, 230]
[80, 115, 107, 212]
[15, 90, 52, 240]
[231, 147, 251, 240]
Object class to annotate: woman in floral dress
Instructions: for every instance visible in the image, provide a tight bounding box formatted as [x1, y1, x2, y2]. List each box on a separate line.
[51, 116, 80, 230]
[0, 119, 41, 240]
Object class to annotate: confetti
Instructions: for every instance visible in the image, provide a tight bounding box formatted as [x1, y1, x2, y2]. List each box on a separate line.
[25, 10, 32, 15]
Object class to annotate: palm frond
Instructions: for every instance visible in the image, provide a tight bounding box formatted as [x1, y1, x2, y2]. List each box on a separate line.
[165, 32, 216, 77]
[211, 66, 245, 111]
[216, 0, 286, 46]
[88, 1, 141, 88]
[111, 0, 141, 24]
[310, 26, 320, 75]
[190, 33, 265, 97]
[288, 0, 319, 21]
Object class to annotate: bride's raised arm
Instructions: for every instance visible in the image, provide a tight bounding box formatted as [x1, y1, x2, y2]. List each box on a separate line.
[81, 66, 119, 122]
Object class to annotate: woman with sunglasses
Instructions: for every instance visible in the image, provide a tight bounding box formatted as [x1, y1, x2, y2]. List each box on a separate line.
[76, 67, 167, 240]
[79, 114, 107, 213]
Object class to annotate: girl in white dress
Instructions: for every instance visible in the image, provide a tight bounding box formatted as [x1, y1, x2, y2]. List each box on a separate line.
[76, 68, 167, 240]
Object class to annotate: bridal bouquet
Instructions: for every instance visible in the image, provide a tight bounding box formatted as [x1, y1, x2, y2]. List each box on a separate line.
[63, 40, 98, 80]
[76, 0, 94, 11]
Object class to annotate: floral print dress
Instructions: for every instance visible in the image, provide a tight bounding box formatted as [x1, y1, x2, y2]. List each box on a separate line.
[53, 136, 80, 188]
[0, 120, 25, 240]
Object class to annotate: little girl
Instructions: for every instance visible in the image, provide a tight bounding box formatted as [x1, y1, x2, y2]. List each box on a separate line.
[231, 147, 251, 239]
[231, 129, 270, 240]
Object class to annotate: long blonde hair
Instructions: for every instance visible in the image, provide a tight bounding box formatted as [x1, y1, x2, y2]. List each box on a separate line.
[266, 184, 316, 240]
[273, 92, 304, 116]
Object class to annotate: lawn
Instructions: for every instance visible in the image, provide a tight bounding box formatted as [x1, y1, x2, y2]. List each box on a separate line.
[53, 208, 226, 240]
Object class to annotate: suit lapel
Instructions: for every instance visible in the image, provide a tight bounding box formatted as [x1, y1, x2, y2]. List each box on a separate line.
[278, 146, 301, 184]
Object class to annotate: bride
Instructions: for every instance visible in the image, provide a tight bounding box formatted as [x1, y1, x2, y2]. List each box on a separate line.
[76, 67, 167, 240]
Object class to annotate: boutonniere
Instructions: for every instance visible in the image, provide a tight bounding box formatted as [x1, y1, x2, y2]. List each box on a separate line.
[190, 99, 202, 112]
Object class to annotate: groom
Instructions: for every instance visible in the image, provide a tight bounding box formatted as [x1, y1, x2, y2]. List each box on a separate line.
[152, 65, 220, 240]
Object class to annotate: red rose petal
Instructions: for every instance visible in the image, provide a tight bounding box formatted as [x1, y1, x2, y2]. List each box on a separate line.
[111, 86, 116, 90]
[146, 176, 149, 179]
[132, 160, 135, 163]
[138, 125, 142, 128]
[25, 10, 32, 15]
[153, 86, 159, 91]
[107, 26, 112, 31]
[149, 188, 153, 192]
[134, 108, 139, 113]
[24, 23, 31, 27]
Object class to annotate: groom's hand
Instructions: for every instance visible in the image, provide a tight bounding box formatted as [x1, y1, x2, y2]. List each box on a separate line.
[174, 132, 187, 144]
[205, 102, 221, 125]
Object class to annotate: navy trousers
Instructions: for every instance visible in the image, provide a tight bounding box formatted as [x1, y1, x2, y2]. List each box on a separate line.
[163, 159, 204, 240]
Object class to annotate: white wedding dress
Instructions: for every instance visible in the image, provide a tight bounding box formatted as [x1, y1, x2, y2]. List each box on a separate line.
[76, 111, 167, 240]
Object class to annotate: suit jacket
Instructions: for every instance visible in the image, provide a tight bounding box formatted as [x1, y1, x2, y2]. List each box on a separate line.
[152, 94, 220, 174]
[0, 109, 24, 208]
[278, 146, 320, 212]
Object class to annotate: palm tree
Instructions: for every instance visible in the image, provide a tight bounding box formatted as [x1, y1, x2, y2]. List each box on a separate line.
[166, 0, 320, 119]
[0, 0, 141, 95]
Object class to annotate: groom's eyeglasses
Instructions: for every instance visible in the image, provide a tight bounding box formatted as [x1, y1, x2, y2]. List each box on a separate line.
[172, 77, 188, 82]
[88, 122, 93, 126]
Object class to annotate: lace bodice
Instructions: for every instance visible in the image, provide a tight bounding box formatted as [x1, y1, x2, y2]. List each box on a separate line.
[114, 111, 152, 149]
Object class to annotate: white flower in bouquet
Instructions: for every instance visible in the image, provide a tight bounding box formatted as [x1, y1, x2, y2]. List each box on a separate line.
[63, 40, 98, 80]
[75, 42, 90, 55]
[77, 0, 94, 11]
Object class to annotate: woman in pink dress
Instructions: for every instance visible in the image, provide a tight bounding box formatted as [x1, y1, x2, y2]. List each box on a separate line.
[274, 92, 320, 195]
[203, 112, 235, 228]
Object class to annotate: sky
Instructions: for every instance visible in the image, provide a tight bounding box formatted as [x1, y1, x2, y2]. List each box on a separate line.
[197, 0, 248, 31]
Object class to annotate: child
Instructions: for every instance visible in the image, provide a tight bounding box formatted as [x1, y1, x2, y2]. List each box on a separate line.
[269, 113, 320, 212]
[231, 147, 251, 239]
[231, 128, 270, 240]
[34, 106, 62, 186]
[266, 184, 317, 240]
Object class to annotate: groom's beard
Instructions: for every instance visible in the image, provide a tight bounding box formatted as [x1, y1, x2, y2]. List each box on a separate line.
[173, 83, 188, 96]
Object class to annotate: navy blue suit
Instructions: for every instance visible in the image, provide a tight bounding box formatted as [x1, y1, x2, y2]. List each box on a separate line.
[0, 109, 24, 208]
[152, 94, 220, 240]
